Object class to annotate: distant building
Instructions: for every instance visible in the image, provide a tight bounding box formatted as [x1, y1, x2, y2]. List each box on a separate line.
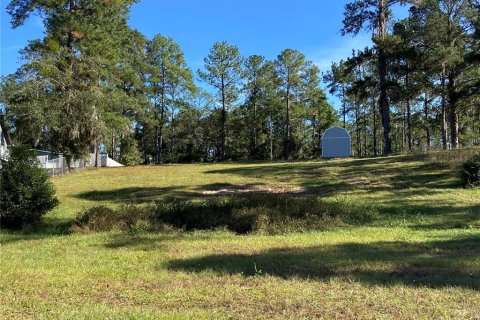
[99, 153, 124, 167]
[321, 126, 352, 158]
[35, 150, 65, 170]
[0, 118, 11, 161]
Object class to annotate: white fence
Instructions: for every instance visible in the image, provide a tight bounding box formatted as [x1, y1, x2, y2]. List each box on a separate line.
[0, 145, 8, 161]
[36, 153, 121, 177]
[36, 154, 94, 177]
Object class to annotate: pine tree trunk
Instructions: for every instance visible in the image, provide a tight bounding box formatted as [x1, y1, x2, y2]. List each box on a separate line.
[284, 84, 291, 160]
[220, 76, 227, 160]
[378, 52, 392, 155]
[269, 116, 274, 160]
[402, 108, 406, 151]
[363, 113, 367, 156]
[447, 72, 459, 148]
[111, 130, 115, 160]
[170, 93, 177, 162]
[450, 110, 459, 148]
[170, 109, 175, 161]
[424, 93, 430, 150]
[155, 125, 160, 163]
[253, 100, 257, 153]
[442, 105, 448, 149]
[441, 74, 448, 149]
[407, 100, 412, 151]
[342, 87, 346, 128]
[94, 142, 99, 168]
[221, 103, 226, 160]
[405, 70, 412, 152]
[477, 109, 480, 145]
[157, 88, 166, 164]
[120, 133, 124, 164]
[356, 103, 361, 156]
[373, 101, 377, 156]
[378, 0, 392, 155]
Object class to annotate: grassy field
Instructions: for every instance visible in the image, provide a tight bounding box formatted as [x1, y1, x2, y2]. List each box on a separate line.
[1, 154, 480, 319]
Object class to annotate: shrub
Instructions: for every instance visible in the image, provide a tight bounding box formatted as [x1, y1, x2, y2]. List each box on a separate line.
[72, 194, 378, 234]
[0, 146, 59, 228]
[70, 204, 160, 233]
[462, 154, 480, 187]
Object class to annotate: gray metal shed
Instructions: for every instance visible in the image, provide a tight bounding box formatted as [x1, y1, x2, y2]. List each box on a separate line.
[321, 126, 351, 158]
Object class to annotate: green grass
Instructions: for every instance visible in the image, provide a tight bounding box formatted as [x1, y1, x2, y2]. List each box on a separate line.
[1, 153, 480, 319]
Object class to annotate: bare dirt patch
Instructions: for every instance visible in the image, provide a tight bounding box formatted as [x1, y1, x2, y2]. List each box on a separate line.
[199, 184, 306, 196]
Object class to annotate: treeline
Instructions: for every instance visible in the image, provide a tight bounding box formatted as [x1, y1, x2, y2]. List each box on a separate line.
[0, 1, 479, 166]
[327, 0, 480, 156]
[0, 0, 336, 166]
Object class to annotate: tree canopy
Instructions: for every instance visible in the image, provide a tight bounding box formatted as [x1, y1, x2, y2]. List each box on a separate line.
[1, 0, 479, 164]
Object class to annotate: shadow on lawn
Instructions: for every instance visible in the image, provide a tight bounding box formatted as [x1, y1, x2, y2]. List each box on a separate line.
[375, 199, 480, 221]
[0, 216, 76, 245]
[74, 182, 272, 203]
[205, 159, 462, 196]
[405, 204, 480, 230]
[203, 159, 476, 225]
[102, 232, 218, 251]
[75, 186, 191, 204]
[167, 235, 480, 289]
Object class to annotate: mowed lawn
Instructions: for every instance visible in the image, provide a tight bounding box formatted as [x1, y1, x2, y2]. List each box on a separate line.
[1, 155, 480, 319]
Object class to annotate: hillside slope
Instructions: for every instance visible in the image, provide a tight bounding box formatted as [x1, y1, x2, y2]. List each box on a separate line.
[50, 153, 480, 229]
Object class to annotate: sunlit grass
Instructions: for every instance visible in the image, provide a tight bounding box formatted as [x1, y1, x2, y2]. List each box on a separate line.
[1, 153, 479, 318]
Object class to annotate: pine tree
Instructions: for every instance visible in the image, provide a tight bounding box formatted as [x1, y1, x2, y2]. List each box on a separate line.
[4, 0, 138, 168]
[198, 41, 244, 160]
[342, 0, 411, 154]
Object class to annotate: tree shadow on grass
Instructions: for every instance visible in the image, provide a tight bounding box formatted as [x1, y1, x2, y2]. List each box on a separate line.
[365, 196, 480, 229]
[0, 232, 56, 245]
[74, 183, 284, 204]
[204, 160, 473, 226]
[0, 216, 75, 245]
[205, 160, 461, 194]
[404, 204, 480, 230]
[198, 183, 264, 191]
[102, 232, 220, 251]
[74, 183, 275, 203]
[102, 233, 168, 251]
[74, 186, 190, 204]
[167, 235, 480, 289]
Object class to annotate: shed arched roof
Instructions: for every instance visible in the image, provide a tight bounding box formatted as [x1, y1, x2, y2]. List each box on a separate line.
[321, 126, 351, 140]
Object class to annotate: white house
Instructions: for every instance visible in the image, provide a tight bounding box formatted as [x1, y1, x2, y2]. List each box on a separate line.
[0, 119, 11, 161]
[321, 126, 352, 158]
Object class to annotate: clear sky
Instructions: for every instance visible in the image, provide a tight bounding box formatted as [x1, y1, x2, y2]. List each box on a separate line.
[0, 0, 409, 109]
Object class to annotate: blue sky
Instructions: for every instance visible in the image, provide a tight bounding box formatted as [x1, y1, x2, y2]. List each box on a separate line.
[0, 0, 409, 110]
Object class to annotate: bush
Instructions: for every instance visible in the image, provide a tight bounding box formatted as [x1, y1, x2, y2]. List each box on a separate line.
[71, 194, 378, 234]
[462, 154, 480, 187]
[0, 146, 59, 228]
[70, 205, 161, 233]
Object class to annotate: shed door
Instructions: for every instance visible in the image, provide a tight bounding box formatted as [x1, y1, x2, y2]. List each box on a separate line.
[322, 138, 350, 158]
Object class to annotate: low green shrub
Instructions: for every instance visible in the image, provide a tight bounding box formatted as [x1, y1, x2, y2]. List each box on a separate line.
[0, 146, 59, 229]
[72, 194, 378, 234]
[70, 204, 161, 233]
[462, 154, 480, 187]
